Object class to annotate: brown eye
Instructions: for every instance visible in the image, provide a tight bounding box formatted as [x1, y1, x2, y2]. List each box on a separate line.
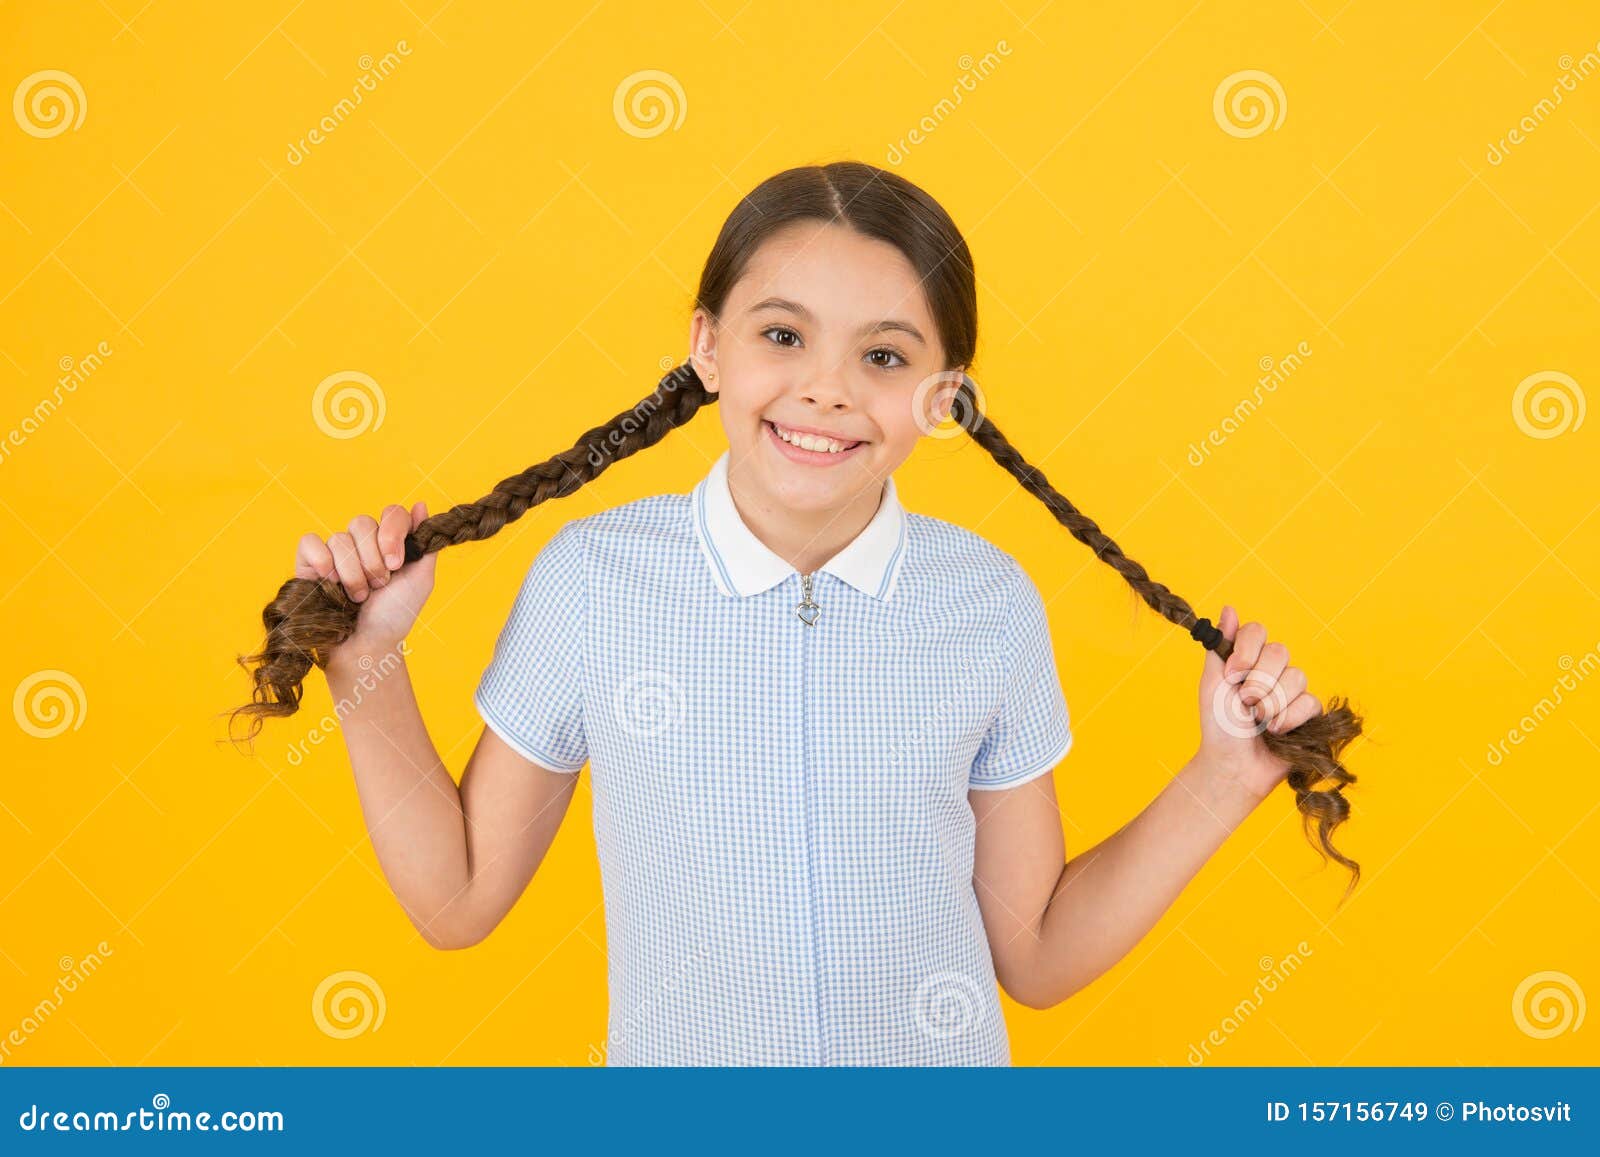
[866, 347, 908, 370]
[762, 326, 801, 347]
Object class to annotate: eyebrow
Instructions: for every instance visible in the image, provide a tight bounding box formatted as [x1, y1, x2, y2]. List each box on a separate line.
[745, 296, 928, 346]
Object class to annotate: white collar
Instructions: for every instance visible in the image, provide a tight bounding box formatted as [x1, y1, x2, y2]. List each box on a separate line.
[690, 450, 909, 601]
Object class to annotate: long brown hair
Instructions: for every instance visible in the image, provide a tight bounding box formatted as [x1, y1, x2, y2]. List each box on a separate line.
[229, 161, 1363, 896]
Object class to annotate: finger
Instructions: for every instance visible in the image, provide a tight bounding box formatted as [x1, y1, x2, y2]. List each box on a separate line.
[328, 531, 369, 601]
[1256, 665, 1307, 726]
[348, 514, 390, 590]
[1240, 640, 1290, 706]
[411, 499, 428, 530]
[1224, 619, 1267, 685]
[377, 504, 410, 570]
[1267, 691, 1322, 735]
[295, 532, 335, 581]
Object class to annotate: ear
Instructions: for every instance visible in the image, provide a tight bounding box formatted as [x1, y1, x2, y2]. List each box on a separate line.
[932, 364, 967, 424]
[689, 310, 719, 395]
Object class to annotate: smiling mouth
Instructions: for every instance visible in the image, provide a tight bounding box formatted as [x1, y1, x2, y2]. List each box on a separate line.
[763, 419, 866, 453]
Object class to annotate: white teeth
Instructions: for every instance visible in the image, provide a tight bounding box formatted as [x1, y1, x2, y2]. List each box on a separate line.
[772, 422, 855, 453]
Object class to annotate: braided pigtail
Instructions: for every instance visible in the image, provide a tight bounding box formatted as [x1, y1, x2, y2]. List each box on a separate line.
[226, 363, 717, 743]
[958, 377, 1362, 899]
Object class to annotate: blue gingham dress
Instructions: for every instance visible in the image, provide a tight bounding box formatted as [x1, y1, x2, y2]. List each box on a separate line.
[474, 451, 1074, 1065]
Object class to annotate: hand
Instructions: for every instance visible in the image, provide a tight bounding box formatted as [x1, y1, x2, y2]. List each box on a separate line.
[1194, 605, 1323, 798]
[295, 501, 437, 659]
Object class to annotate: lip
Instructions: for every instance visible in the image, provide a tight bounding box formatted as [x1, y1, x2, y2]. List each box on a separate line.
[764, 419, 868, 467]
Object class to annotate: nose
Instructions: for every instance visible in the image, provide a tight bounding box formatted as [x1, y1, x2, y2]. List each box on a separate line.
[798, 361, 854, 413]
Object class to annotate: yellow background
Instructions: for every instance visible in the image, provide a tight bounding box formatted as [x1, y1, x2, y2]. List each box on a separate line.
[2, 1, 1596, 1066]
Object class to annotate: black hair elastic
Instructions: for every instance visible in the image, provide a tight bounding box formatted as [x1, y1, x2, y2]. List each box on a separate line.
[402, 534, 424, 565]
[1188, 616, 1223, 650]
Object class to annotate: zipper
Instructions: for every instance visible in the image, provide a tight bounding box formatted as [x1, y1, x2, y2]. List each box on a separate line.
[797, 570, 821, 627]
[797, 570, 826, 1064]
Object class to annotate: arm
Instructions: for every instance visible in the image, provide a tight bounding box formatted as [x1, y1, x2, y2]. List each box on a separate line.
[971, 604, 1322, 1009]
[326, 647, 580, 951]
[299, 499, 584, 951]
[970, 754, 1267, 1008]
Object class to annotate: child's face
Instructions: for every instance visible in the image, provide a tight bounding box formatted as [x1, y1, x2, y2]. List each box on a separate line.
[690, 219, 961, 517]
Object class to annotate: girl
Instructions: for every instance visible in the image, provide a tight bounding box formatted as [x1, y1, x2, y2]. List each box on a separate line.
[231, 161, 1361, 1066]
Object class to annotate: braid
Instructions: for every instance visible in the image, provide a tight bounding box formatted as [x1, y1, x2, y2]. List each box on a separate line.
[959, 377, 1362, 899]
[227, 363, 717, 741]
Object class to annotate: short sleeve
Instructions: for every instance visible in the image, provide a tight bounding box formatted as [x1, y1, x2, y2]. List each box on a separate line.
[967, 561, 1073, 790]
[473, 523, 589, 772]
